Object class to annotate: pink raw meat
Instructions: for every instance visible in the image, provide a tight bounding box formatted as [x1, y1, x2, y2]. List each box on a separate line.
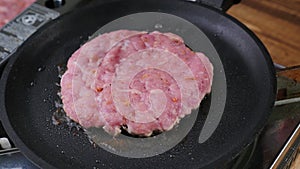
[61, 30, 213, 136]
[60, 30, 146, 127]
[94, 31, 213, 136]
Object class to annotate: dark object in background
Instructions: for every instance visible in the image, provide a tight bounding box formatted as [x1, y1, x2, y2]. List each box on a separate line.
[45, 0, 66, 8]
[195, 0, 241, 10]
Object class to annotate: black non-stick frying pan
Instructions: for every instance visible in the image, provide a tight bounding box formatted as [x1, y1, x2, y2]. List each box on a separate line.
[0, 0, 276, 168]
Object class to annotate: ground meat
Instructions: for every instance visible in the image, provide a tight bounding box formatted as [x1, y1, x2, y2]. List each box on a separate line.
[94, 32, 213, 136]
[60, 30, 213, 136]
[61, 30, 146, 127]
[0, 0, 35, 28]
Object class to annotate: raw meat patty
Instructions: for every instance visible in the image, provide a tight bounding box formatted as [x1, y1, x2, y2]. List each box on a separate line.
[61, 30, 146, 127]
[0, 0, 35, 28]
[94, 32, 213, 136]
[60, 30, 213, 136]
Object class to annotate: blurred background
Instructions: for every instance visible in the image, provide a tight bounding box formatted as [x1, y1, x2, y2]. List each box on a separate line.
[229, 1, 300, 168]
[230, 0, 300, 67]
[229, 0, 300, 81]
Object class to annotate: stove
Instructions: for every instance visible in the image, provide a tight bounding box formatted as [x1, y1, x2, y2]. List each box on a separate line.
[0, 1, 299, 168]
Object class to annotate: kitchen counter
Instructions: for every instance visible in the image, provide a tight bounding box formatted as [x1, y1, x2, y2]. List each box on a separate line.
[228, 0, 300, 69]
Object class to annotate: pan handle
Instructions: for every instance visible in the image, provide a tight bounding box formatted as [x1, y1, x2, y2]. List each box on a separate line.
[186, 0, 241, 11]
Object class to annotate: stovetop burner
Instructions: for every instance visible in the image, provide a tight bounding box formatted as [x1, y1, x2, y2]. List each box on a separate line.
[0, 1, 299, 169]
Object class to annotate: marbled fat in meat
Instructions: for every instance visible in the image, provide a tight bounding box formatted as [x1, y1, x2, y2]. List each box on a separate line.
[60, 30, 213, 136]
[61, 30, 146, 127]
[94, 32, 213, 136]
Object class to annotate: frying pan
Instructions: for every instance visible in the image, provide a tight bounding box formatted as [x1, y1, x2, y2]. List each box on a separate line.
[0, 0, 276, 168]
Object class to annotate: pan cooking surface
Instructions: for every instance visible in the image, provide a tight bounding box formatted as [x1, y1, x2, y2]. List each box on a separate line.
[85, 12, 226, 158]
[0, 0, 276, 168]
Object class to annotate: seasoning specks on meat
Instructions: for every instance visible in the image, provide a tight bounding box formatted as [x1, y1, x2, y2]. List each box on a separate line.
[60, 30, 213, 136]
